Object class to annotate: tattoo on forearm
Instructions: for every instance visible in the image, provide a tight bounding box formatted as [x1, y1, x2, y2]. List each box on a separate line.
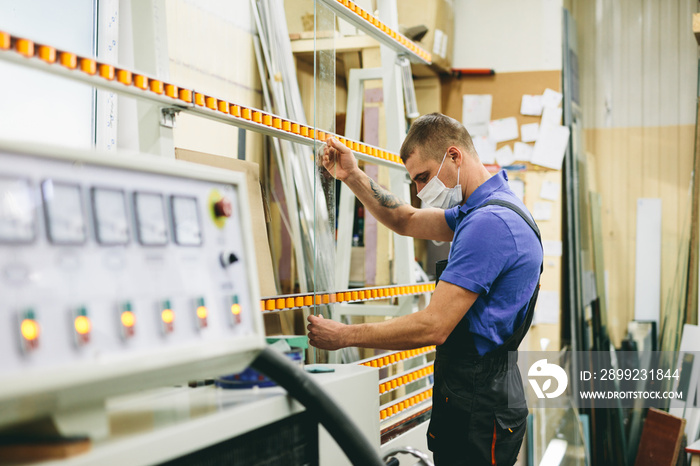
[368, 178, 406, 209]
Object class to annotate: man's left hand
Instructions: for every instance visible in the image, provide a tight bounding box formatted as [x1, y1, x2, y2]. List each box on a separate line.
[307, 314, 347, 350]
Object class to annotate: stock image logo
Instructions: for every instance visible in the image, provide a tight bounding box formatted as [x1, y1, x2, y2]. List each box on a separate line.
[528, 359, 568, 399]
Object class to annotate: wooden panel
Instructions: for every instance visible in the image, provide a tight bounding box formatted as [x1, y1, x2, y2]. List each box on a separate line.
[634, 408, 686, 466]
[586, 125, 694, 345]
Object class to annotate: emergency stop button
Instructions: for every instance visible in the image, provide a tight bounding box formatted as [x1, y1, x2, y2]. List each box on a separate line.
[214, 198, 232, 217]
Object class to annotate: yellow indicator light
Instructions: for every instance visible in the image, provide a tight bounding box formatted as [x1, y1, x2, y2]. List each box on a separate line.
[38, 45, 56, 63]
[0, 31, 10, 50]
[59, 52, 77, 69]
[74, 315, 91, 335]
[21, 319, 39, 341]
[16, 39, 34, 57]
[80, 58, 97, 75]
[231, 303, 242, 316]
[196, 305, 208, 319]
[161, 308, 174, 324]
[121, 311, 135, 328]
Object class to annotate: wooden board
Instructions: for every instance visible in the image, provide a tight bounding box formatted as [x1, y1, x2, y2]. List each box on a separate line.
[634, 408, 686, 466]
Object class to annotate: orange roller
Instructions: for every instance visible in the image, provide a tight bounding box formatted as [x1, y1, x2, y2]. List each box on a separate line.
[389, 354, 396, 364]
[150, 80, 164, 94]
[165, 84, 178, 99]
[260, 301, 265, 312]
[252, 111, 262, 123]
[229, 104, 241, 117]
[59, 52, 77, 69]
[240, 107, 251, 120]
[262, 113, 272, 126]
[338, 137, 346, 146]
[322, 294, 330, 304]
[380, 410, 387, 420]
[194, 92, 206, 106]
[179, 88, 192, 102]
[0, 31, 10, 50]
[282, 120, 291, 132]
[134, 75, 148, 90]
[295, 296, 303, 307]
[381, 356, 389, 366]
[391, 380, 398, 389]
[308, 128, 315, 139]
[304, 295, 313, 306]
[265, 300, 275, 311]
[205, 96, 217, 110]
[327, 293, 335, 303]
[117, 69, 132, 85]
[291, 123, 300, 134]
[370, 360, 378, 368]
[285, 297, 294, 308]
[361, 10, 369, 20]
[217, 101, 229, 113]
[276, 298, 285, 309]
[351, 291, 358, 301]
[349, 2, 357, 12]
[80, 58, 97, 75]
[358, 290, 366, 300]
[398, 402, 405, 411]
[314, 295, 322, 305]
[272, 117, 282, 129]
[317, 131, 326, 140]
[16, 39, 34, 57]
[38, 45, 56, 63]
[300, 126, 309, 137]
[359, 143, 366, 153]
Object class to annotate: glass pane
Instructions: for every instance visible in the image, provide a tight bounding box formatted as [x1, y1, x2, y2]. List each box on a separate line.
[0, 0, 95, 149]
[311, 0, 336, 363]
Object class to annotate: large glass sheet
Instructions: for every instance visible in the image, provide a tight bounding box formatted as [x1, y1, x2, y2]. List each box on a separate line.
[0, 0, 96, 149]
[311, 0, 336, 363]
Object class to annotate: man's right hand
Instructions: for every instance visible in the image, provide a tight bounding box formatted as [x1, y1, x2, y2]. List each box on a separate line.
[320, 137, 359, 182]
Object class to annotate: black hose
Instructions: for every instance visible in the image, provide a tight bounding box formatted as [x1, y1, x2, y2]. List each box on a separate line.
[250, 347, 385, 466]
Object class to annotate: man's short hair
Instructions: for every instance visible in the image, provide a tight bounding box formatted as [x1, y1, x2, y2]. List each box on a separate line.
[399, 113, 476, 163]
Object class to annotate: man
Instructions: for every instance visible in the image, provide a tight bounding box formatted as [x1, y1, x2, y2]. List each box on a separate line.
[307, 113, 543, 465]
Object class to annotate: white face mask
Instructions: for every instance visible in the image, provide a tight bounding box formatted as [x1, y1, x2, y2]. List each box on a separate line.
[417, 152, 463, 209]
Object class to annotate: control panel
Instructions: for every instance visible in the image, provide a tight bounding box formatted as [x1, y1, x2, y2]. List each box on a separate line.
[0, 142, 265, 429]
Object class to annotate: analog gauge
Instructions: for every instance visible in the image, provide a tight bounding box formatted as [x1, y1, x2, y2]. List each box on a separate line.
[0, 177, 35, 243]
[133, 192, 168, 246]
[42, 180, 86, 245]
[91, 188, 129, 245]
[170, 196, 202, 246]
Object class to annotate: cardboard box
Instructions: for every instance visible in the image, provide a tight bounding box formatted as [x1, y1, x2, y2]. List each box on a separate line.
[398, 0, 454, 72]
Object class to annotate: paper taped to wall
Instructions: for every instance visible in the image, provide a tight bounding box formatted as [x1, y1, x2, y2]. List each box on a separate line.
[513, 142, 533, 162]
[495, 145, 515, 167]
[520, 122, 540, 143]
[473, 135, 496, 164]
[489, 117, 519, 143]
[462, 94, 492, 137]
[520, 94, 543, 116]
[531, 125, 570, 170]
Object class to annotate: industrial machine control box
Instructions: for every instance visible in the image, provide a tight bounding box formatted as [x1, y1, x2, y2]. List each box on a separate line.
[0, 142, 266, 432]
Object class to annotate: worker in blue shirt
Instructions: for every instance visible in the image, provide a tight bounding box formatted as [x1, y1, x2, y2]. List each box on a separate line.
[308, 112, 543, 466]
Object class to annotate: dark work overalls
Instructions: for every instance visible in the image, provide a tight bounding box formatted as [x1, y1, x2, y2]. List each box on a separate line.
[428, 200, 543, 466]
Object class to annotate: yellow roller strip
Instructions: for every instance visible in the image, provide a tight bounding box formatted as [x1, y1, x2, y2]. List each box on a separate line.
[358, 346, 436, 369]
[0, 30, 405, 167]
[259, 283, 436, 312]
[379, 387, 433, 421]
[334, 0, 431, 63]
[379, 363, 434, 394]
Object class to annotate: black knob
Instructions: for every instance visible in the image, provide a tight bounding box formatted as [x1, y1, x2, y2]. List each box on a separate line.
[219, 252, 239, 268]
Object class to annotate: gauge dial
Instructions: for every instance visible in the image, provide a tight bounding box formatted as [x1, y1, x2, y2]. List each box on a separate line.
[171, 196, 202, 246]
[42, 180, 86, 245]
[0, 177, 35, 243]
[92, 187, 129, 245]
[134, 192, 168, 246]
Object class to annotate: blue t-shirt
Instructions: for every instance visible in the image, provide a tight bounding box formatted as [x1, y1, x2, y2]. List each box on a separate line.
[441, 170, 542, 355]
